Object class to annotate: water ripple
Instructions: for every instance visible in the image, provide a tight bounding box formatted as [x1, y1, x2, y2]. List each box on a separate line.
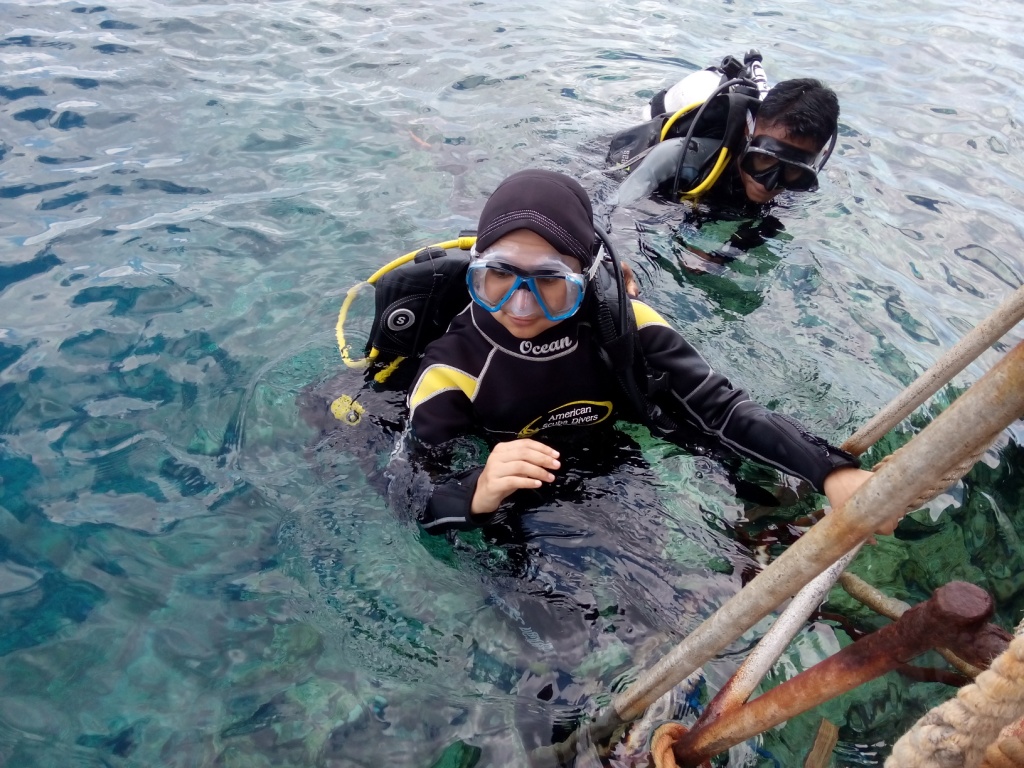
[0, 0, 1022, 765]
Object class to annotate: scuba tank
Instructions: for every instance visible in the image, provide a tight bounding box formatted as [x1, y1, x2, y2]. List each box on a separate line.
[335, 236, 476, 390]
[607, 53, 768, 200]
[614, 136, 726, 207]
[641, 68, 721, 122]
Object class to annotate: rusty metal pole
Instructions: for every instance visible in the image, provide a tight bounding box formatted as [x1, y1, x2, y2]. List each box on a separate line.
[610, 340, 1024, 725]
[693, 546, 861, 727]
[672, 582, 1011, 767]
[839, 571, 983, 678]
[531, 341, 1024, 768]
[701, 286, 1024, 720]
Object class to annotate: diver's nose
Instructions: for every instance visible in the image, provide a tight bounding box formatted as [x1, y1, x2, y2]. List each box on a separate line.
[505, 283, 541, 317]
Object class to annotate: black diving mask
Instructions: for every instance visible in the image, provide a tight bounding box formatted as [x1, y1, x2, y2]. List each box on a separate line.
[739, 135, 824, 192]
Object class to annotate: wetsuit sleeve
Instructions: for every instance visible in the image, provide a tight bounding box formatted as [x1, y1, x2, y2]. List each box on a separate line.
[632, 301, 859, 492]
[417, 465, 485, 534]
[406, 359, 491, 534]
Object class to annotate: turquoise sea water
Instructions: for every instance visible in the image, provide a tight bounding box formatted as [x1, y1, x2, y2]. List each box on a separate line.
[1, 0, 1023, 766]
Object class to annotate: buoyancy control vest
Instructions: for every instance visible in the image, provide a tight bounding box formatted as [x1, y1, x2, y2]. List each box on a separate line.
[607, 52, 767, 200]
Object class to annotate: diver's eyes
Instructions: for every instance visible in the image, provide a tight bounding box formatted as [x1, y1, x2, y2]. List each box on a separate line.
[748, 154, 779, 173]
[487, 266, 516, 280]
[534, 276, 563, 287]
[783, 165, 805, 183]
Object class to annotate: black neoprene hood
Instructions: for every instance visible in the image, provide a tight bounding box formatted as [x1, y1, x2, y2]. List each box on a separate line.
[474, 169, 598, 267]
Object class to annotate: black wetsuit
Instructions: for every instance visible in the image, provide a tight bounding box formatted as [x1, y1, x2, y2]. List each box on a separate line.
[408, 299, 857, 534]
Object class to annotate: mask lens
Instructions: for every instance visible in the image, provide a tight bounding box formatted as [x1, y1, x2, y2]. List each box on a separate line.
[467, 258, 585, 321]
[740, 136, 820, 192]
[533, 275, 571, 312]
[746, 153, 779, 174]
[477, 264, 517, 308]
[780, 165, 817, 191]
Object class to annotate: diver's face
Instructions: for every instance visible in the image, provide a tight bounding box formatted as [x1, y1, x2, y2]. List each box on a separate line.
[484, 229, 583, 340]
[738, 122, 823, 205]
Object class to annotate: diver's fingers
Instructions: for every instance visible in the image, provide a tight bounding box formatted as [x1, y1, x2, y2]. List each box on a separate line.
[471, 444, 559, 515]
[500, 460, 556, 484]
[514, 438, 558, 452]
[620, 260, 640, 298]
[493, 438, 559, 457]
[491, 439, 560, 469]
[471, 473, 543, 516]
[472, 469, 537, 516]
[489, 472, 548, 496]
[507, 448, 560, 472]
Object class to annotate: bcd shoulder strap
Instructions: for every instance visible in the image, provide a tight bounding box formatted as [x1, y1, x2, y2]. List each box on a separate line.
[590, 250, 679, 435]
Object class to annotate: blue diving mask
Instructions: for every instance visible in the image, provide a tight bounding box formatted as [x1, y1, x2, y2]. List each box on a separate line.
[467, 247, 588, 322]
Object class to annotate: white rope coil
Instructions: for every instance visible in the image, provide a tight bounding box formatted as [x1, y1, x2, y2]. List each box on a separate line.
[886, 635, 1024, 768]
[979, 716, 1024, 768]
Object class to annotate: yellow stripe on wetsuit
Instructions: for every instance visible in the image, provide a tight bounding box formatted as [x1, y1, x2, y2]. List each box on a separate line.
[631, 300, 670, 330]
[409, 364, 480, 411]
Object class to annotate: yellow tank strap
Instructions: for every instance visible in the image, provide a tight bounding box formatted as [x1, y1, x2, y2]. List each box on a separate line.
[659, 100, 704, 142]
[373, 356, 405, 384]
[681, 147, 730, 200]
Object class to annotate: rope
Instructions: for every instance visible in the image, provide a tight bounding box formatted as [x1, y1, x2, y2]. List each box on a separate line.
[979, 717, 1024, 768]
[872, 420, 1004, 517]
[978, 622, 1024, 767]
[651, 723, 690, 768]
[885, 634, 1024, 768]
[805, 719, 841, 768]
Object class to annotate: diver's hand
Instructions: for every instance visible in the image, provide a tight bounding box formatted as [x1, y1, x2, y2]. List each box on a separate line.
[823, 466, 899, 535]
[471, 439, 560, 515]
[620, 261, 640, 298]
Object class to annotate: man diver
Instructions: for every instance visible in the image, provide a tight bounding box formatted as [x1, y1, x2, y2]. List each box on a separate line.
[406, 169, 873, 531]
[707, 78, 839, 207]
[608, 53, 840, 210]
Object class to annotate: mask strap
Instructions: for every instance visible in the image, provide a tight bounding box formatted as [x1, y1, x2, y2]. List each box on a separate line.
[587, 244, 605, 280]
[815, 131, 838, 171]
